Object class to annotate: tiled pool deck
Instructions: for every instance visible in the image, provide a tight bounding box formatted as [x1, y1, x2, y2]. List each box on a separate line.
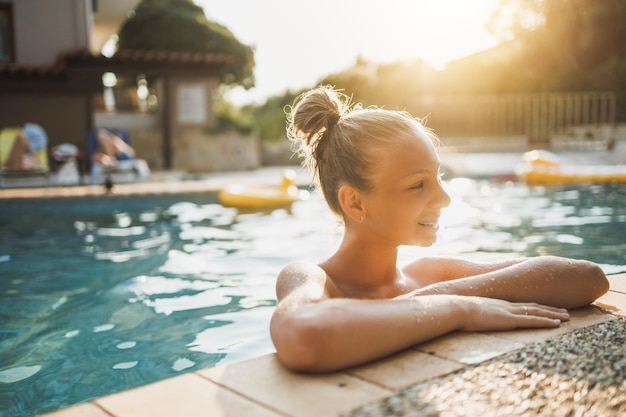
[2, 168, 625, 417]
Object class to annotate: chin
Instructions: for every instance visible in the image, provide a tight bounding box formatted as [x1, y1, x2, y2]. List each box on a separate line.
[413, 237, 437, 247]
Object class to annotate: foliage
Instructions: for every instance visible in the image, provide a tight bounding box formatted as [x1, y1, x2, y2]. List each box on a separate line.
[320, 56, 439, 110]
[208, 97, 253, 134]
[487, 0, 626, 92]
[116, 0, 254, 88]
[248, 90, 301, 142]
[246, 58, 440, 143]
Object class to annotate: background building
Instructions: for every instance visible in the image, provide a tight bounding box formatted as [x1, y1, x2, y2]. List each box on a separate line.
[0, 0, 260, 173]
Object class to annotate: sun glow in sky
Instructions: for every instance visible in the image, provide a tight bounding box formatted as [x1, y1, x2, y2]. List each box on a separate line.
[195, 0, 501, 105]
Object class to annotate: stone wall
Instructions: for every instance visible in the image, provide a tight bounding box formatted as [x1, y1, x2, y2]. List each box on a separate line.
[172, 131, 261, 173]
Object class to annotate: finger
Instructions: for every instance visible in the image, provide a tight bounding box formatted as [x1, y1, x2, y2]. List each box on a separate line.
[518, 315, 562, 328]
[531, 303, 570, 316]
[516, 304, 569, 321]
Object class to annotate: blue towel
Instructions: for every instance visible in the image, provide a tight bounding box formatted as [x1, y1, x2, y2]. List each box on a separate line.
[23, 123, 47, 152]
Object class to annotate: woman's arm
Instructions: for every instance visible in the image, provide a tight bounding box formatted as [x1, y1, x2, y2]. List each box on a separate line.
[270, 262, 569, 373]
[404, 256, 609, 309]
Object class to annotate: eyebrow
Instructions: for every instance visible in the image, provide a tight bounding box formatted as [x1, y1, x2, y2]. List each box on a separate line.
[405, 166, 440, 177]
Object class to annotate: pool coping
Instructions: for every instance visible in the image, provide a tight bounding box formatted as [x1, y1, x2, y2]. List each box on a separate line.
[37, 275, 625, 417]
[0, 167, 314, 200]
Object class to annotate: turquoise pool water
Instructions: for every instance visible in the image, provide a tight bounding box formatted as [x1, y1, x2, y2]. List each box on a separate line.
[1, 180, 625, 417]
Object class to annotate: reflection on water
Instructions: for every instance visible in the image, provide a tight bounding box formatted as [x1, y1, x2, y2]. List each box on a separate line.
[0, 194, 341, 417]
[1, 180, 625, 416]
[411, 179, 626, 273]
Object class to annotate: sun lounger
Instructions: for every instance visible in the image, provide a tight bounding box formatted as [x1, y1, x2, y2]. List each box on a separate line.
[87, 128, 150, 185]
[0, 124, 50, 187]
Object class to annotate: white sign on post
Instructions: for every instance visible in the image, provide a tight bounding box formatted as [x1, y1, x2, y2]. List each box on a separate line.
[177, 85, 206, 124]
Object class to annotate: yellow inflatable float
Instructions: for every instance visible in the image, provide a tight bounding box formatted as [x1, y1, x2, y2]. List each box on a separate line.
[517, 150, 626, 185]
[218, 170, 310, 209]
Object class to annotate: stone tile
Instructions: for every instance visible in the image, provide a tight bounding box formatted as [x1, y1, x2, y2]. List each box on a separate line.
[348, 349, 464, 391]
[567, 305, 615, 326]
[39, 403, 110, 417]
[485, 305, 613, 344]
[415, 332, 524, 365]
[95, 373, 281, 417]
[484, 326, 572, 345]
[608, 274, 626, 294]
[198, 354, 392, 417]
[595, 291, 626, 318]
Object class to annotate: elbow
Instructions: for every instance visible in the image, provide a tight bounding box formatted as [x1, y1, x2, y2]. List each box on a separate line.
[270, 313, 326, 373]
[587, 262, 610, 301]
[574, 260, 610, 306]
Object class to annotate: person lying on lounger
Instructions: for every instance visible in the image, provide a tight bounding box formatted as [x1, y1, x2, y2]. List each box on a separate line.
[90, 128, 151, 184]
[92, 128, 136, 168]
[1, 123, 47, 171]
[270, 86, 610, 373]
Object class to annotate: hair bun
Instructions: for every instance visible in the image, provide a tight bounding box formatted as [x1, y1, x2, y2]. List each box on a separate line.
[287, 85, 349, 149]
[326, 110, 340, 129]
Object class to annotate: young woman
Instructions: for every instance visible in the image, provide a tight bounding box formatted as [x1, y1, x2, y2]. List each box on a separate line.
[270, 86, 609, 373]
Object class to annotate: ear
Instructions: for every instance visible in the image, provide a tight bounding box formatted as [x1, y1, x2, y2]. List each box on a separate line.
[337, 184, 365, 223]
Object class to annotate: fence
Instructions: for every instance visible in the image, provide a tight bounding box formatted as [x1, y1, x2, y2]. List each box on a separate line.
[409, 92, 616, 147]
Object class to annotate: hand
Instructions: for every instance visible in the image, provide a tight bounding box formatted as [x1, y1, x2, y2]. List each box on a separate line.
[460, 297, 569, 332]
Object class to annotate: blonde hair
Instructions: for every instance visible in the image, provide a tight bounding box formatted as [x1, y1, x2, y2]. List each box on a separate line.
[287, 85, 436, 217]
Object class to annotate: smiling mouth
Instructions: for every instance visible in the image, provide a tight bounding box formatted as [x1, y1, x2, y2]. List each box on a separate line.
[418, 221, 439, 228]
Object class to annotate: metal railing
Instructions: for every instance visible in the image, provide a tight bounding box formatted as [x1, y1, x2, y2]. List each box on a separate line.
[410, 92, 616, 142]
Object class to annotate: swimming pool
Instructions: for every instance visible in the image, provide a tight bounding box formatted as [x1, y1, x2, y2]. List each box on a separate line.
[1, 180, 625, 417]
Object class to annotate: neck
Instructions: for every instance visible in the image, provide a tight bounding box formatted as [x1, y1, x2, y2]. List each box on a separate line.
[321, 232, 402, 297]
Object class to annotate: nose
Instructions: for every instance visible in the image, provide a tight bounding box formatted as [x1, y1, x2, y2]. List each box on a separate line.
[431, 179, 451, 209]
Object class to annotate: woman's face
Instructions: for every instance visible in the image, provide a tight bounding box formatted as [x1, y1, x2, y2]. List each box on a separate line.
[360, 131, 451, 247]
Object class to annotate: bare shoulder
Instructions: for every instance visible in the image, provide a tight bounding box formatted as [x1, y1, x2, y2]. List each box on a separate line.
[276, 261, 327, 301]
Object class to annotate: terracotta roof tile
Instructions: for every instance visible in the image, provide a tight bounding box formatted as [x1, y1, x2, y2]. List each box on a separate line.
[0, 48, 236, 81]
[0, 62, 65, 79]
[65, 48, 237, 65]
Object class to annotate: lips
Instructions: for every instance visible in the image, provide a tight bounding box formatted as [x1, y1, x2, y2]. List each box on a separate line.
[418, 221, 439, 228]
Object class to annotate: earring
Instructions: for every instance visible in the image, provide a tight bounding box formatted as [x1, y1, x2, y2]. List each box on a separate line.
[359, 215, 365, 223]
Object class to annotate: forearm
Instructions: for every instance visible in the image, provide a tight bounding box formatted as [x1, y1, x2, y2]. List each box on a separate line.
[414, 256, 608, 308]
[271, 295, 464, 372]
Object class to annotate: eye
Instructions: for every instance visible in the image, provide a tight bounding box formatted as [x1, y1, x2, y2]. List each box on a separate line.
[410, 181, 424, 190]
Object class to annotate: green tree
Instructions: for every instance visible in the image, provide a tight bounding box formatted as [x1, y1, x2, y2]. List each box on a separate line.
[116, 0, 254, 88]
[488, 0, 626, 92]
[320, 57, 439, 110]
[247, 58, 441, 144]
[249, 90, 301, 142]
